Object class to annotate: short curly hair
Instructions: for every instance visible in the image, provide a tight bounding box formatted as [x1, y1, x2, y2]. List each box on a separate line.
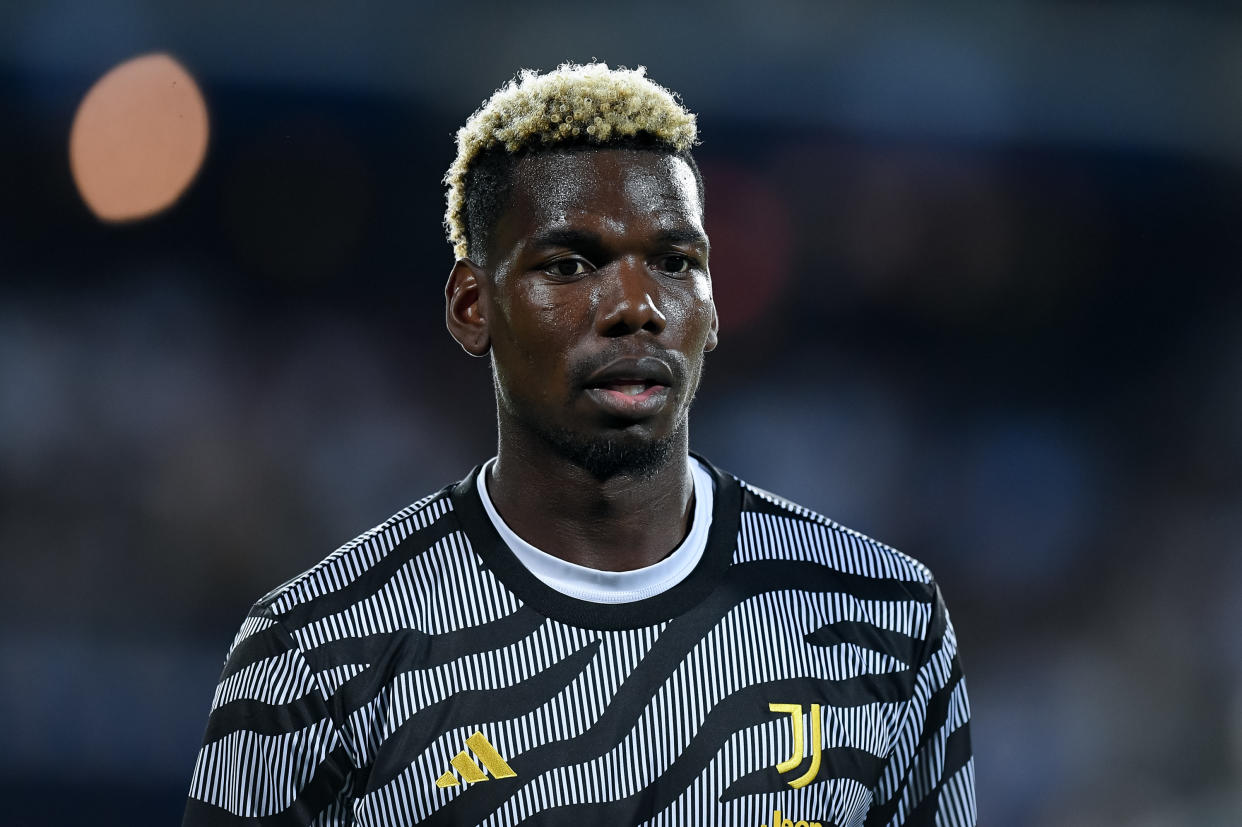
[443, 62, 702, 263]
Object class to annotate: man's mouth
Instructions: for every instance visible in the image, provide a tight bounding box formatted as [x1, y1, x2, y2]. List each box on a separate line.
[584, 381, 671, 415]
[599, 381, 659, 396]
[581, 356, 676, 416]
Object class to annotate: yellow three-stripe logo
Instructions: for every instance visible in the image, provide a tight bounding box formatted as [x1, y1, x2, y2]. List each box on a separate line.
[435, 731, 517, 788]
[769, 703, 822, 789]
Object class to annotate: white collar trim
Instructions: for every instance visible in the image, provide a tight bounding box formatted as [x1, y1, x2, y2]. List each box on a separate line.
[476, 456, 714, 604]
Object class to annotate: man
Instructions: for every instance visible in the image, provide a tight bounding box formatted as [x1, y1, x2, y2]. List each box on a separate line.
[184, 63, 975, 827]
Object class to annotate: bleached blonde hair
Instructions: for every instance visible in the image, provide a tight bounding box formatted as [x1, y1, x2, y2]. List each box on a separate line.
[443, 62, 699, 260]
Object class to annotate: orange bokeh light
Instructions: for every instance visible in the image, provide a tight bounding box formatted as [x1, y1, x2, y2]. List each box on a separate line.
[70, 53, 209, 223]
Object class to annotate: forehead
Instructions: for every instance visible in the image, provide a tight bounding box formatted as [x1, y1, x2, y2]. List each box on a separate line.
[495, 149, 703, 254]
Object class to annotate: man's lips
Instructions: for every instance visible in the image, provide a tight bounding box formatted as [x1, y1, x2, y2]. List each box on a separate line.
[583, 383, 671, 417]
[592, 377, 662, 393]
[580, 356, 677, 418]
[583, 356, 675, 390]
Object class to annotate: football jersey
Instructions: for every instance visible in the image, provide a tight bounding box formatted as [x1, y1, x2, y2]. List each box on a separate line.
[183, 453, 975, 826]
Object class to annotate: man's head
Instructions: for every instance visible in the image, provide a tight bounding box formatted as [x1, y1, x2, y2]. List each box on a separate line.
[443, 64, 718, 480]
[443, 62, 703, 265]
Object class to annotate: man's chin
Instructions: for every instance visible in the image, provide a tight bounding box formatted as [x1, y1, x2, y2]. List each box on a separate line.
[540, 425, 680, 481]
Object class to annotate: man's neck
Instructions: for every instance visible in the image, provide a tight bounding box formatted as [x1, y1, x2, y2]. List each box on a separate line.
[486, 437, 695, 572]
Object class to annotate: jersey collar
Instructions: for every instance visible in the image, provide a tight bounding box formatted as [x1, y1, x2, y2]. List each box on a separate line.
[449, 451, 740, 631]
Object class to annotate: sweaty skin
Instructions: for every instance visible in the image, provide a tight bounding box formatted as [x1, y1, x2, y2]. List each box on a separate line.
[444, 149, 719, 571]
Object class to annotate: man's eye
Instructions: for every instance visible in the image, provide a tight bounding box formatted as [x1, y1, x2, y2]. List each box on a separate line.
[659, 255, 693, 274]
[544, 258, 590, 278]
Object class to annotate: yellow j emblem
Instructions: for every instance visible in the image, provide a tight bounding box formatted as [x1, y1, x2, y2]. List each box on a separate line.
[768, 703, 822, 789]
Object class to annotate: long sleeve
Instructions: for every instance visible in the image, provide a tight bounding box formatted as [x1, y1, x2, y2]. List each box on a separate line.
[866, 583, 976, 826]
[183, 605, 357, 826]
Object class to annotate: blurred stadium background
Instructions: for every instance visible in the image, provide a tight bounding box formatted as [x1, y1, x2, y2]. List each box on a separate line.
[2, 1, 1241, 824]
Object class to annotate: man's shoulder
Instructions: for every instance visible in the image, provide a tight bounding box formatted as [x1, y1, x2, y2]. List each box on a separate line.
[253, 483, 462, 622]
[732, 475, 935, 587]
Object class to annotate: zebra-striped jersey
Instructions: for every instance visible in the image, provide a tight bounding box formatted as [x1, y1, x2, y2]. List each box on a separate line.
[183, 453, 975, 826]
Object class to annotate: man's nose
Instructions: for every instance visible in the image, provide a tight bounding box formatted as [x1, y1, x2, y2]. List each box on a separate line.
[594, 256, 668, 337]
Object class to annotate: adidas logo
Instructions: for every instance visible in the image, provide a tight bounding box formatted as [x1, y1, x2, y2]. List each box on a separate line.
[434, 731, 516, 788]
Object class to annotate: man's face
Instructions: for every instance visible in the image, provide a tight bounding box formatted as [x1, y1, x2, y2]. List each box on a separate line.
[471, 148, 718, 478]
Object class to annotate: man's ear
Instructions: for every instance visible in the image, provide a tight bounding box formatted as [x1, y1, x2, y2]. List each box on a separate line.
[445, 258, 491, 356]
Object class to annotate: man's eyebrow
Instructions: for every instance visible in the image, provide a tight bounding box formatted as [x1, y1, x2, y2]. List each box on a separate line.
[652, 228, 709, 250]
[527, 228, 604, 251]
[524, 226, 709, 254]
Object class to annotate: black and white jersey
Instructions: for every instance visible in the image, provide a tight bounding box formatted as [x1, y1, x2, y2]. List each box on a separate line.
[183, 454, 975, 827]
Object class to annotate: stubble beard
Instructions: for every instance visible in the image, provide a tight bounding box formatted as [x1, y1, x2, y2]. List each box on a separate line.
[494, 353, 706, 481]
[497, 378, 700, 482]
[536, 415, 685, 481]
